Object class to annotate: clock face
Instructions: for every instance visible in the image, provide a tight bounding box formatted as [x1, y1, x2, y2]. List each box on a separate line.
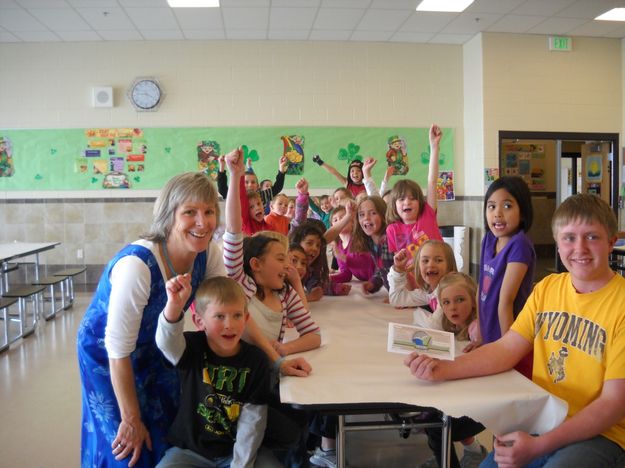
[129, 79, 162, 111]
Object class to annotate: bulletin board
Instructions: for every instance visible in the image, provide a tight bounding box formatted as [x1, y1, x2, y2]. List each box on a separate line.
[501, 143, 546, 191]
[0, 126, 454, 191]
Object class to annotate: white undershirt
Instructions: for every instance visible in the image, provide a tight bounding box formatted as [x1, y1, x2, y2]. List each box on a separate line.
[104, 240, 225, 358]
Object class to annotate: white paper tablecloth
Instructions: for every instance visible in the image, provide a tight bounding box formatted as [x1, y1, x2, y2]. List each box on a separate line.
[280, 285, 568, 436]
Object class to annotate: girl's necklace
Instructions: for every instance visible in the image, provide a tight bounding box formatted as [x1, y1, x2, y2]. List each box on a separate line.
[162, 242, 192, 277]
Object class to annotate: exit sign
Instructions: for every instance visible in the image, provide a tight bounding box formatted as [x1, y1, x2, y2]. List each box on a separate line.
[548, 36, 572, 51]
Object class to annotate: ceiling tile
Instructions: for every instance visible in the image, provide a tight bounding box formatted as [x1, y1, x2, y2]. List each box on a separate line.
[268, 29, 310, 40]
[226, 28, 267, 39]
[389, 31, 434, 42]
[357, 8, 412, 31]
[554, 0, 616, 19]
[56, 30, 103, 41]
[467, 0, 526, 15]
[308, 29, 351, 40]
[527, 16, 587, 35]
[0, 30, 21, 41]
[603, 24, 625, 38]
[400, 12, 455, 33]
[511, 0, 578, 17]
[118, 0, 170, 6]
[140, 29, 184, 40]
[486, 14, 545, 33]
[429, 33, 472, 44]
[13, 0, 68, 7]
[370, 0, 417, 8]
[124, 7, 178, 29]
[173, 7, 223, 29]
[12, 29, 62, 41]
[270, 7, 316, 30]
[97, 29, 143, 40]
[222, 7, 268, 29]
[442, 12, 501, 34]
[0, 1, 22, 8]
[320, 0, 371, 7]
[350, 30, 394, 41]
[272, 0, 320, 6]
[0, 8, 47, 30]
[67, 0, 119, 7]
[567, 20, 623, 37]
[220, 0, 270, 6]
[76, 7, 136, 30]
[28, 7, 92, 30]
[314, 7, 364, 29]
[183, 28, 225, 39]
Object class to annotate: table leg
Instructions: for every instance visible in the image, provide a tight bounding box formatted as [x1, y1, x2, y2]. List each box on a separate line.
[34, 253, 41, 281]
[441, 413, 451, 468]
[337, 414, 346, 468]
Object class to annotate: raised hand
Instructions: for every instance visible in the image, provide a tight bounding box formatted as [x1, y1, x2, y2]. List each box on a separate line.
[225, 147, 245, 175]
[362, 157, 377, 178]
[429, 124, 442, 147]
[279, 155, 289, 173]
[393, 248, 409, 272]
[295, 177, 309, 194]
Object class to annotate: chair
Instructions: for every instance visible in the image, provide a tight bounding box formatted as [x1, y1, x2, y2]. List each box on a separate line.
[31, 275, 69, 320]
[0, 296, 18, 353]
[2, 284, 46, 339]
[53, 267, 87, 308]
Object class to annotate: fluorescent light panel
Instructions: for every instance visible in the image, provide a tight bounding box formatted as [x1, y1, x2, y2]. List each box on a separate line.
[595, 8, 625, 21]
[167, 0, 219, 7]
[416, 0, 474, 13]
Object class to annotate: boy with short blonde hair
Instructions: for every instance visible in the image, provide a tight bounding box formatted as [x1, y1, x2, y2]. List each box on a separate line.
[405, 194, 625, 468]
[156, 276, 277, 468]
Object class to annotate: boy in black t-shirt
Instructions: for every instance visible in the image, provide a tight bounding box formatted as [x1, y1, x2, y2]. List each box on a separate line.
[156, 275, 278, 468]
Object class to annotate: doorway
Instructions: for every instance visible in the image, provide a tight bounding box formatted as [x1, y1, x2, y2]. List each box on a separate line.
[499, 131, 619, 276]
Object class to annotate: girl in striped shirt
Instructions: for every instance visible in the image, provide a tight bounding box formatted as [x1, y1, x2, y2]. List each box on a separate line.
[223, 148, 320, 357]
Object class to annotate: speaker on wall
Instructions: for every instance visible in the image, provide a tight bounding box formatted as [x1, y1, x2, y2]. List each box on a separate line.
[92, 86, 113, 108]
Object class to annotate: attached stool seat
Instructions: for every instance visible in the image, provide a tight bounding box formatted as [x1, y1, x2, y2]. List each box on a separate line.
[1, 263, 20, 295]
[53, 267, 86, 308]
[0, 296, 18, 353]
[32, 275, 69, 320]
[2, 284, 46, 339]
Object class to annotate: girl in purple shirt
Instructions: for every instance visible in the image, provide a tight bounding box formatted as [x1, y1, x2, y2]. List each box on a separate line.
[478, 176, 536, 378]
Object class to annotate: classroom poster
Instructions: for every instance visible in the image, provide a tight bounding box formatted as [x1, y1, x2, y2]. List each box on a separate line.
[501, 143, 545, 191]
[437, 170, 455, 201]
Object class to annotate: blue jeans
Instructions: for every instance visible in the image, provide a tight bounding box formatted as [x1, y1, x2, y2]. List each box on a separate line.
[156, 446, 282, 468]
[479, 435, 625, 468]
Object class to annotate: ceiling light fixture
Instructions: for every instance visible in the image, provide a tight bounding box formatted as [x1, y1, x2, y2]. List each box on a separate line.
[167, 0, 219, 7]
[595, 8, 625, 21]
[416, 0, 475, 13]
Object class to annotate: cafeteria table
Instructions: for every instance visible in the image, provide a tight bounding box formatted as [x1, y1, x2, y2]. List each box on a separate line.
[280, 285, 568, 468]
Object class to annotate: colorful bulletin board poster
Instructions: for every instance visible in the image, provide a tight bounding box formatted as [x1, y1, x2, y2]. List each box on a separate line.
[436, 171, 455, 201]
[501, 143, 545, 191]
[0, 126, 454, 191]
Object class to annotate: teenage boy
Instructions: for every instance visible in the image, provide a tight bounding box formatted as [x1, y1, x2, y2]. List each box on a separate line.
[405, 193, 625, 468]
[156, 275, 279, 468]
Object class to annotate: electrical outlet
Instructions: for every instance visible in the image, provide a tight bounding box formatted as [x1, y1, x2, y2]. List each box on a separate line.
[76, 249, 83, 259]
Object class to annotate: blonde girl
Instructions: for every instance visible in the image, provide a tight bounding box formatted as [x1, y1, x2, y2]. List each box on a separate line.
[388, 240, 456, 319]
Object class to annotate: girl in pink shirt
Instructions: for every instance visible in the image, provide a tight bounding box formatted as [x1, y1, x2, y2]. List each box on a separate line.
[385, 124, 443, 284]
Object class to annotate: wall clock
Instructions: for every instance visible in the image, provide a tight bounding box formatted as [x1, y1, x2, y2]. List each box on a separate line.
[127, 77, 164, 111]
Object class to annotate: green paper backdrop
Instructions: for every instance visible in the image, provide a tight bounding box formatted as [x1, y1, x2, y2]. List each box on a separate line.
[0, 126, 453, 191]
